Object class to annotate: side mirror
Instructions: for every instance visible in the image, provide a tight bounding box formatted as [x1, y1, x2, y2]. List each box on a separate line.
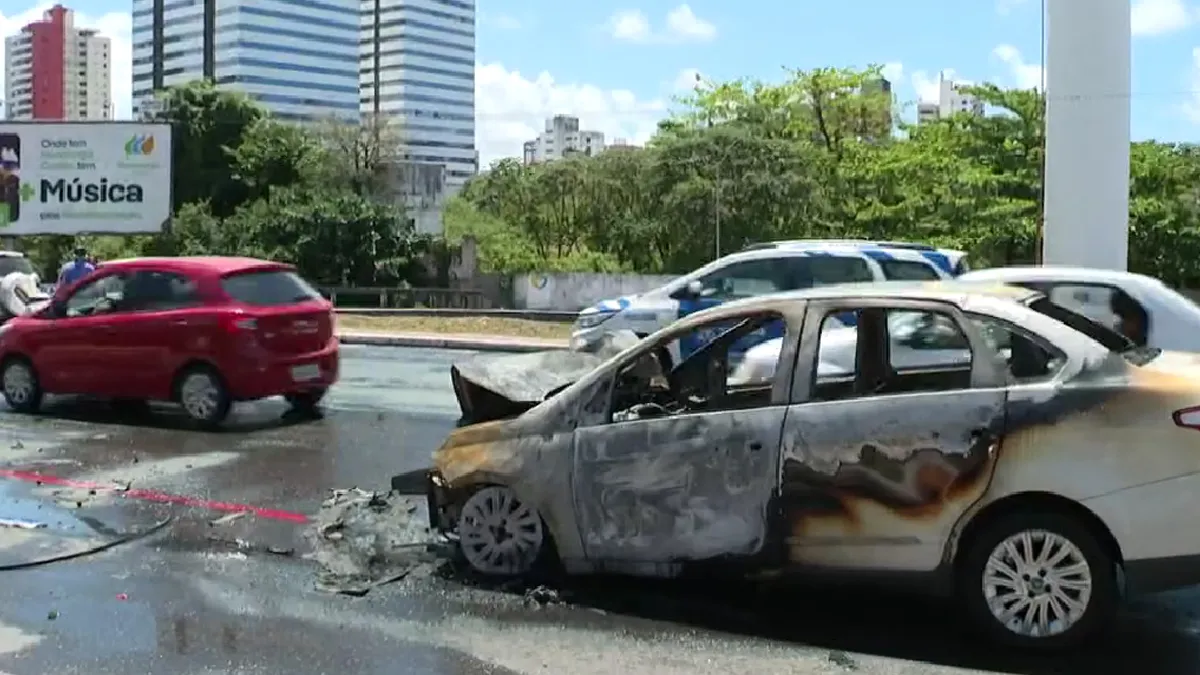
[687, 280, 704, 296]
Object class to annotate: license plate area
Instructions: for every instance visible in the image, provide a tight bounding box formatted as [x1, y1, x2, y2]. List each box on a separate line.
[290, 364, 321, 382]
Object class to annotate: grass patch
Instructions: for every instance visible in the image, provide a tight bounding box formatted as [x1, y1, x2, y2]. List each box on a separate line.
[335, 314, 573, 340]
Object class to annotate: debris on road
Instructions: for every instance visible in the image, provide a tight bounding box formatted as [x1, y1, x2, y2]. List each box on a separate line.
[208, 511, 249, 527]
[0, 519, 45, 530]
[306, 487, 439, 596]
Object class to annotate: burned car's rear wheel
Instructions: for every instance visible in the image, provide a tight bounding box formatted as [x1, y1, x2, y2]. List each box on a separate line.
[960, 512, 1117, 649]
[457, 485, 547, 577]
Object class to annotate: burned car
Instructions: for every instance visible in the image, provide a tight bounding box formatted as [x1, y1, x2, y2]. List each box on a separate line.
[417, 281, 1200, 649]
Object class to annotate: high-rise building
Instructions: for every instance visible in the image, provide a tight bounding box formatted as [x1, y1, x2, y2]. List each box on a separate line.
[131, 0, 359, 121]
[360, 0, 477, 193]
[3, 5, 112, 121]
[917, 72, 984, 123]
[523, 115, 605, 164]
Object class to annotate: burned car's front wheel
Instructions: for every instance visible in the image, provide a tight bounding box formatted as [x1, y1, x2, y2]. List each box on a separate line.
[457, 485, 549, 577]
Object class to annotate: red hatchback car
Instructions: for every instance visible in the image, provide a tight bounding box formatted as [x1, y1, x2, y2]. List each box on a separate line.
[0, 256, 339, 427]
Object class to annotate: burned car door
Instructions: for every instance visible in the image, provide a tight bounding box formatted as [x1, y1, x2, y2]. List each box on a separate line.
[780, 299, 1008, 573]
[570, 310, 799, 573]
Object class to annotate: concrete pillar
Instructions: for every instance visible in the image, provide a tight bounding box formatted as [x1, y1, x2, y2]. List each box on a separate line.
[1042, 0, 1131, 270]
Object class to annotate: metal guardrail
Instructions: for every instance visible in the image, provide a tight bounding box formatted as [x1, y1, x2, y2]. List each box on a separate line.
[318, 286, 491, 309]
[334, 307, 577, 321]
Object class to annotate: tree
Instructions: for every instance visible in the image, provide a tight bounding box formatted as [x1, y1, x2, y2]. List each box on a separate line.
[312, 112, 406, 198]
[143, 80, 267, 217]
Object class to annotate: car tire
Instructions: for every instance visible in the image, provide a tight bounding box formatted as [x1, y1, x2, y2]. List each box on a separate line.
[456, 485, 552, 579]
[1, 357, 41, 414]
[284, 388, 327, 412]
[959, 511, 1118, 650]
[175, 366, 231, 428]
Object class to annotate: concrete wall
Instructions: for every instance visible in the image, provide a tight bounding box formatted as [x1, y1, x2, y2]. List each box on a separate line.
[514, 272, 676, 311]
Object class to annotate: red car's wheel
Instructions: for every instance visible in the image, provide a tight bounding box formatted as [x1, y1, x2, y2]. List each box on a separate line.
[1, 357, 41, 414]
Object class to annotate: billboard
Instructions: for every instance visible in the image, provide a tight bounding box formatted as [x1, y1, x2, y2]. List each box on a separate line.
[0, 121, 172, 235]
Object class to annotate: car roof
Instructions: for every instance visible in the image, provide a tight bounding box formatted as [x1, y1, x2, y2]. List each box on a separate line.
[682, 280, 1040, 322]
[959, 266, 1159, 286]
[99, 256, 292, 276]
[0, 251, 25, 258]
[746, 239, 967, 256]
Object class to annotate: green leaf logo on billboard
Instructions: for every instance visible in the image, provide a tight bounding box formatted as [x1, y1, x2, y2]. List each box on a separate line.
[124, 135, 156, 156]
[19, 183, 33, 202]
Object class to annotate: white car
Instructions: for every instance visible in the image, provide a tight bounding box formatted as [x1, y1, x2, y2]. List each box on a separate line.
[571, 242, 961, 366]
[732, 310, 988, 384]
[958, 266, 1200, 352]
[425, 281, 1200, 649]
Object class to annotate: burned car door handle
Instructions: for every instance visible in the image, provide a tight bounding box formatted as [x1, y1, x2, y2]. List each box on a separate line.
[749, 441, 763, 451]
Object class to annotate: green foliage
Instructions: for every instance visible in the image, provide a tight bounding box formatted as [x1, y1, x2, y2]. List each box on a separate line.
[454, 67, 1200, 283]
[22, 79, 426, 287]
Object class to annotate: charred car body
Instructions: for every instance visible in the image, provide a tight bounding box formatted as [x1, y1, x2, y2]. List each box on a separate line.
[417, 281, 1200, 649]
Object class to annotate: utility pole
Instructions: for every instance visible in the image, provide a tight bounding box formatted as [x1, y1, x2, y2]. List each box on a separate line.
[714, 177, 721, 259]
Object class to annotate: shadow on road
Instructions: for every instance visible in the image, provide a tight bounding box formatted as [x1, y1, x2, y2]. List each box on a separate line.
[25, 396, 322, 434]
[444, 567, 1200, 675]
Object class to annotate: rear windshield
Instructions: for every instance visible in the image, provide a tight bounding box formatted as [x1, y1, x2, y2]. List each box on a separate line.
[221, 270, 322, 306]
[879, 259, 941, 281]
[0, 257, 34, 277]
[1027, 296, 1159, 364]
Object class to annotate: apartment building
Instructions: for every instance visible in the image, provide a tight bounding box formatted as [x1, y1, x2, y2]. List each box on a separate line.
[3, 4, 112, 120]
[918, 72, 984, 123]
[359, 0, 477, 193]
[523, 115, 605, 164]
[131, 0, 359, 120]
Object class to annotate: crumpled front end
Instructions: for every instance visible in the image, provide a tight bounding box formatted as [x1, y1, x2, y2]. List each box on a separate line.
[450, 329, 641, 425]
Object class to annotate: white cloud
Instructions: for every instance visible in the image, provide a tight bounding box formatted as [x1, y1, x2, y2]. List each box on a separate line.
[475, 62, 668, 166]
[608, 10, 652, 41]
[911, 69, 957, 104]
[607, 4, 716, 44]
[664, 5, 716, 41]
[1, 3, 132, 120]
[880, 62, 904, 84]
[1132, 0, 1195, 36]
[991, 44, 1044, 90]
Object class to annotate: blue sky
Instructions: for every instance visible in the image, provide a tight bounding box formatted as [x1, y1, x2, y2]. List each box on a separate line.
[4, 0, 1200, 162]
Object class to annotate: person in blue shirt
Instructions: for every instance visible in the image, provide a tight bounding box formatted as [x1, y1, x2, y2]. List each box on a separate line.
[58, 247, 95, 286]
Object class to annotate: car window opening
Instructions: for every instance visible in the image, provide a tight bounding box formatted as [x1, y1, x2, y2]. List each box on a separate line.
[608, 313, 785, 423]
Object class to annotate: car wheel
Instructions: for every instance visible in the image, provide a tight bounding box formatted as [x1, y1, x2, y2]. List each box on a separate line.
[960, 511, 1118, 649]
[284, 388, 326, 412]
[456, 485, 548, 578]
[1, 358, 41, 414]
[176, 366, 231, 428]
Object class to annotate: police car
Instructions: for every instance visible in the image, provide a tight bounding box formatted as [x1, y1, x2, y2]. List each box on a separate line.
[570, 241, 968, 366]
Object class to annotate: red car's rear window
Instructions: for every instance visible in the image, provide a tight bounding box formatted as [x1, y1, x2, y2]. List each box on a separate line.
[220, 270, 322, 306]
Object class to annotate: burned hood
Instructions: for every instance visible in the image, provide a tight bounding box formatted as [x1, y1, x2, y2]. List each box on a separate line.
[451, 329, 640, 424]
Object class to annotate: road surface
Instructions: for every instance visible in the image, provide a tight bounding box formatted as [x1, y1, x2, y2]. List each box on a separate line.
[0, 345, 1194, 674]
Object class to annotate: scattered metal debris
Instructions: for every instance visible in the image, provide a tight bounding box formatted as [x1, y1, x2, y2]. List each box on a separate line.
[522, 585, 562, 608]
[208, 511, 249, 527]
[305, 487, 439, 596]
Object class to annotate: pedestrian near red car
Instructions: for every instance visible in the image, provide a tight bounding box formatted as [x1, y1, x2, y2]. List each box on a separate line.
[0, 256, 339, 427]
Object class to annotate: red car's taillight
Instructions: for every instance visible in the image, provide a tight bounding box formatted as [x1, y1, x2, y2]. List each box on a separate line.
[1173, 406, 1200, 430]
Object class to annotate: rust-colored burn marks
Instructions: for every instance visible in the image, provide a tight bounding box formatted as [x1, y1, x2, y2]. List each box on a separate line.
[779, 391, 1005, 564]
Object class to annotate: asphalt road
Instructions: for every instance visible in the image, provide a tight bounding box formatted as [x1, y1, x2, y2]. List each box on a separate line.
[0, 345, 1196, 674]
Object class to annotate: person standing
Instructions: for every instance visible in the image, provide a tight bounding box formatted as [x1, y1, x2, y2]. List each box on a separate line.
[58, 247, 95, 286]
